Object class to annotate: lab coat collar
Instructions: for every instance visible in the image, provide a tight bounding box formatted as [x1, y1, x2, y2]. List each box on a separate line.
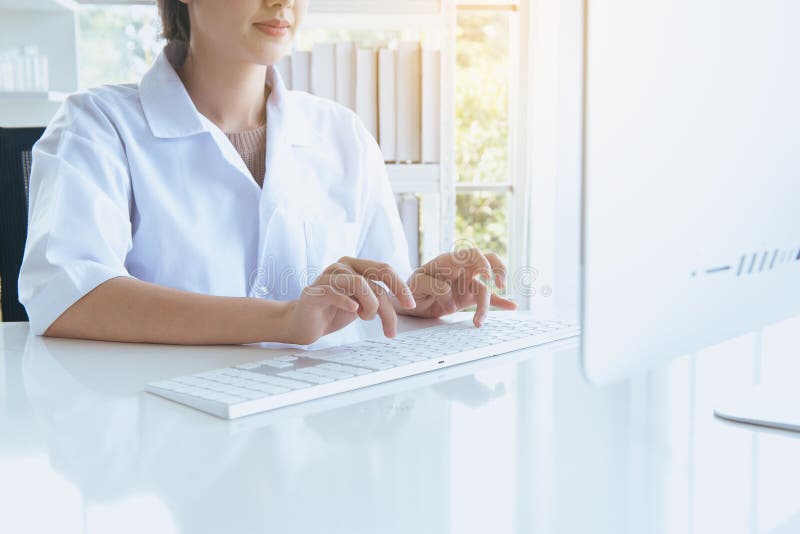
[140, 41, 206, 139]
[139, 41, 305, 144]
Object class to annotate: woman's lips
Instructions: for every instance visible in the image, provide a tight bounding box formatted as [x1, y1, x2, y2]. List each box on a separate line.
[255, 21, 290, 38]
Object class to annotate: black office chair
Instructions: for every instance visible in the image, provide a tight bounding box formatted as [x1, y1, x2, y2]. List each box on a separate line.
[0, 127, 46, 322]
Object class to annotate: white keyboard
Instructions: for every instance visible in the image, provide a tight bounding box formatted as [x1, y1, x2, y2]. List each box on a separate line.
[145, 315, 580, 419]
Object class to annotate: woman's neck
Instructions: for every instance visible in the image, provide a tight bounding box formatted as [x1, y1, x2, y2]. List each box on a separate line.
[177, 40, 270, 133]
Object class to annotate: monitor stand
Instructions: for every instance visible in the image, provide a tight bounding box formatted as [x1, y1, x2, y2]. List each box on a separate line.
[714, 387, 800, 433]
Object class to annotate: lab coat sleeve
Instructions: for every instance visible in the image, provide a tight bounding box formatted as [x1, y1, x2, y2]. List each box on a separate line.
[18, 92, 134, 335]
[355, 122, 415, 284]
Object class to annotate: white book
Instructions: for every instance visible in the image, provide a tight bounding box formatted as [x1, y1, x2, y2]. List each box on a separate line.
[378, 48, 397, 162]
[421, 48, 441, 163]
[396, 194, 421, 268]
[276, 55, 292, 89]
[396, 41, 421, 163]
[356, 48, 379, 141]
[291, 50, 311, 92]
[311, 42, 336, 101]
[335, 41, 356, 111]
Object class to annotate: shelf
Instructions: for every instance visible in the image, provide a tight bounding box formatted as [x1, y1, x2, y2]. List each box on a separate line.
[0, 90, 69, 103]
[0, 0, 78, 11]
[0, 91, 70, 127]
[386, 164, 440, 194]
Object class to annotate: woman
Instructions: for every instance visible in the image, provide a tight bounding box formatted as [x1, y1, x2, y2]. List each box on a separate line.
[19, 0, 515, 346]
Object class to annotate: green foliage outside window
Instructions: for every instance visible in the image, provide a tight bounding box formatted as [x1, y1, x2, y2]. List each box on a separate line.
[454, 12, 511, 259]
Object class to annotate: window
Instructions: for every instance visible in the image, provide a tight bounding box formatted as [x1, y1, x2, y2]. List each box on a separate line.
[78, 5, 162, 90]
[453, 2, 518, 262]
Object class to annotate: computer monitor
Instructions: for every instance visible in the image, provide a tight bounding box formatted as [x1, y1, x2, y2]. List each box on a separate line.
[579, 0, 800, 385]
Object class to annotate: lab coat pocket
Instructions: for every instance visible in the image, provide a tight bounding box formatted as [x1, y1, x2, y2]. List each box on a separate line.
[303, 218, 361, 272]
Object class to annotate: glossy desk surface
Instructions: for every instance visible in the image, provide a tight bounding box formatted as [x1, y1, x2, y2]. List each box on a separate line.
[1, 313, 799, 534]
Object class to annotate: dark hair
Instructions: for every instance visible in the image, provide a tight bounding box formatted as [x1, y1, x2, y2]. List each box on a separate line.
[157, 0, 191, 43]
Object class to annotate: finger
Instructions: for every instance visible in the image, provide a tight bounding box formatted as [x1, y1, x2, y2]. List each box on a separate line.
[489, 293, 517, 310]
[485, 252, 508, 290]
[409, 273, 457, 314]
[369, 281, 399, 338]
[339, 257, 416, 309]
[467, 248, 494, 280]
[448, 250, 493, 301]
[453, 247, 494, 281]
[418, 248, 492, 283]
[328, 272, 380, 320]
[322, 261, 355, 276]
[318, 285, 360, 313]
[432, 281, 458, 315]
[471, 277, 491, 327]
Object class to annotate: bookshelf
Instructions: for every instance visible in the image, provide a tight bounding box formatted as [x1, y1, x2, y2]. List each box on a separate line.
[303, 0, 457, 263]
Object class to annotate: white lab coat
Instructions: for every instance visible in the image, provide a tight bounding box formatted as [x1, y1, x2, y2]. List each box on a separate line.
[19, 41, 412, 340]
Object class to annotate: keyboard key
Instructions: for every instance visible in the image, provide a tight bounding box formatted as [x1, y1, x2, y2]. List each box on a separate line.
[318, 363, 372, 376]
[355, 360, 394, 371]
[225, 369, 262, 379]
[258, 360, 295, 369]
[278, 371, 334, 384]
[195, 370, 229, 379]
[174, 377, 201, 386]
[303, 347, 355, 359]
[248, 383, 289, 395]
[273, 355, 298, 362]
[227, 387, 254, 396]
[235, 363, 261, 370]
[261, 376, 311, 389]
[304, 367, 353, 380]
[238, 390, 266, 400]
[213, 376, 238, 385]
[242, 374, 271, 383]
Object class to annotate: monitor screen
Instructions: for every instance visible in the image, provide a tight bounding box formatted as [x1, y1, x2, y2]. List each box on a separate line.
[580, 0, 800, 383]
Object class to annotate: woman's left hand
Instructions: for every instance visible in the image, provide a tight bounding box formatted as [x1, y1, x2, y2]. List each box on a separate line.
[400, 248, 517, 326]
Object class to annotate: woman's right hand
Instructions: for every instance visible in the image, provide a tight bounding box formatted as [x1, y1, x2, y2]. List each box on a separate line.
[283, 257, 417, 345]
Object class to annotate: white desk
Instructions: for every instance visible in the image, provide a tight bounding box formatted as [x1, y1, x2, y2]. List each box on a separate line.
[2, 314, 800, 534]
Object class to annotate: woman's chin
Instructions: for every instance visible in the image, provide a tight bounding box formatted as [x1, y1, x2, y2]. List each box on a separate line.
[256, 46, 290, 67]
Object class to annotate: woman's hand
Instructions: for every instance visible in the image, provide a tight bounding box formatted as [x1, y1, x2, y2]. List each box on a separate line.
[401, 248, 517, 327]
[284, 257, 417, 345]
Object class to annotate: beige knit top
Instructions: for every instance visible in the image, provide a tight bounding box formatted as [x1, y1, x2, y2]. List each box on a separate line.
[224, 123, 267, 187]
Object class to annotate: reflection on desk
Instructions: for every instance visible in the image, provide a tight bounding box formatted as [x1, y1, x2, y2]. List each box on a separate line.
[1, 314, 799, 534]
